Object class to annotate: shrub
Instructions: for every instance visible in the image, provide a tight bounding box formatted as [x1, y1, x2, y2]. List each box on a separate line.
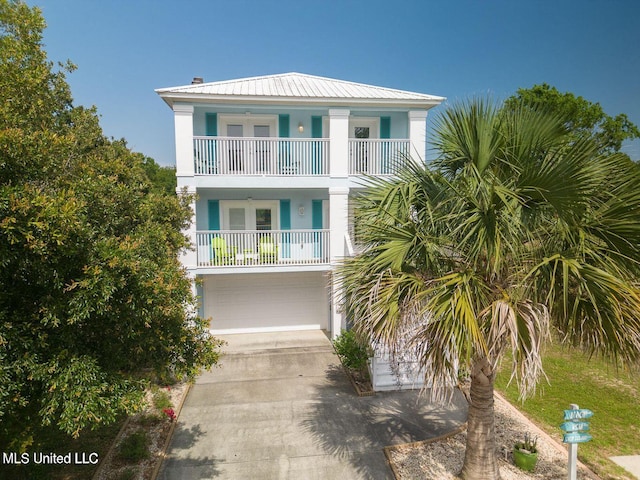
[152, 389, 172, 410]
[333, 330, 370, 371]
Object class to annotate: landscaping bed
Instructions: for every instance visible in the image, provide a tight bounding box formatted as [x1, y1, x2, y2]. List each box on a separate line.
[332, 330, 375, 396]
[387, 393, 598, 479]
[93, 383, 189, 480]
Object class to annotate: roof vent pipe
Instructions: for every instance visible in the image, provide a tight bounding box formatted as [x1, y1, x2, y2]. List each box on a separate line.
[191, 77, 203, 84]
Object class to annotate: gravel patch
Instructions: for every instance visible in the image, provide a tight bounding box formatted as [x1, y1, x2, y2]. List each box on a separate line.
[93, 383, 189, 480]
[388, 393, 600, 479]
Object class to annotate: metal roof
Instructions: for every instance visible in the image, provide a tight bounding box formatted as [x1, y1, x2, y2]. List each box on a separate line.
[156, 72, 445, 108]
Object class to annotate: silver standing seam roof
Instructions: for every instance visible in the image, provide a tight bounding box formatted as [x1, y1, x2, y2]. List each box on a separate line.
[156, 72, 445, 108]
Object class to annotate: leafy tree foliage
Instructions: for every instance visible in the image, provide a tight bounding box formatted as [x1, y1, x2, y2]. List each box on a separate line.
[0, 0, 222, 444]
[141, 156, 177, 196]
[337, 98, 640, 479]
[505, 83, 640, 156]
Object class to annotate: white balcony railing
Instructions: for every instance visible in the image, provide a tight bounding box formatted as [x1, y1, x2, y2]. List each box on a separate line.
[193, 137, 329, 176]
[348, 139, 410, 175]
[196, 230, 330, 267]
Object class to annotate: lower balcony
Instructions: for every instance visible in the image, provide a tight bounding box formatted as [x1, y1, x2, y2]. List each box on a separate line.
[196, 230, 330, 268]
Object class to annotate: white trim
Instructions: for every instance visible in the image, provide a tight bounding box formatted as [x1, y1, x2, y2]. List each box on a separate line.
[160, 93, 444, 110]
[323, 116, 330, 138]
[209, 324, 321, 335]
[218, 113, 278, 137]
[172, 104, 194, 114]
[193, 264, 331, 275]
[329, 186, 350, 195]
[328, 108, 350, 119]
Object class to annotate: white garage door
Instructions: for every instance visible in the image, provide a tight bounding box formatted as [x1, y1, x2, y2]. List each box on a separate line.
[203, 272, 329, 334]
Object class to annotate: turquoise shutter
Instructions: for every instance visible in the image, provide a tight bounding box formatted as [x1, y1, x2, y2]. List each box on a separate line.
[206, 113, 218, 136]
[207, 200, 220, 266]
[278, 115, 290, 174]
[311, 116, 322, 138]
[278, 114, 290, 137]
[312, 200, 323, 229]
[380, 117, 390, 139]
[208, 200, 220, 230]
[280, 199, 291, 258]
[312, 200, 323, 258]
[380, 116, 391, 173]
[205, 113, 217, 174]
[311, 116, 323, 174]
[280, 199, 291, 229]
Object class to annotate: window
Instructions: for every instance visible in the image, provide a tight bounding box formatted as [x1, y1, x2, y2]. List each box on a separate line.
[255, 208, 272, 231]
[354, 127, 370, 139]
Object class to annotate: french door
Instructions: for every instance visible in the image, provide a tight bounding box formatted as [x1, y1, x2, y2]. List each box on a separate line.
[223, 200, 277, 231]
[221, 115, 277, 174]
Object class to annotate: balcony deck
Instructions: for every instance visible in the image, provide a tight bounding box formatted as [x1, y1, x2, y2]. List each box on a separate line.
[196, 230, 330, 270]
[193, 137, 411, 177]
[348, 139, 410, 175]
[194, 137, 329, 176]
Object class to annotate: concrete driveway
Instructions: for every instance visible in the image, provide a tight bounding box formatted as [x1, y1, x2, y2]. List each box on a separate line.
[158, 330, 467, 479]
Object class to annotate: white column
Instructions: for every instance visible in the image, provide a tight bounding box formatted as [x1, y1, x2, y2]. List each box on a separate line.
[329, 109, 350, 178]
[408, 110, 428, 163]
[185, 271, 199, 318]
[178, 185, 198, 270]
[174, 104, 195, 177]
[329, 186, 349, 338]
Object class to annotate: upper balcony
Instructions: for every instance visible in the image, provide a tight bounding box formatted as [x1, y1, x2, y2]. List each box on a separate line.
[194, 137, 329, 175]
[192, 136, 411, 177]
[159, 73, 444, 185]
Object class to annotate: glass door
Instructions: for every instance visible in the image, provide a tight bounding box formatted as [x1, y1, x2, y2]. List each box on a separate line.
[227, 124, 244, 172]
[255, 207, 273, 231]
[350, 119, 378, 174]
[228, 207, 246, 230]
[254, 125, 271, 173]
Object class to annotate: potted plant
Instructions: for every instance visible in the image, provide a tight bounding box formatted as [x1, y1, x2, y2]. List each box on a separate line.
[513, 432, 538, 472]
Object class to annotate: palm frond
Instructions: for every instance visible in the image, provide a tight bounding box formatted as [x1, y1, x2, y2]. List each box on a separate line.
[335, 96, 640, 408]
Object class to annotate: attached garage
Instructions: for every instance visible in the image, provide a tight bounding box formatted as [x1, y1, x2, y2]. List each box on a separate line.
[203, 271, 330, 334]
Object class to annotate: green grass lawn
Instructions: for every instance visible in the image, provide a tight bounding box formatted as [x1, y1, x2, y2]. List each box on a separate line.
[496, 342, 640, 480]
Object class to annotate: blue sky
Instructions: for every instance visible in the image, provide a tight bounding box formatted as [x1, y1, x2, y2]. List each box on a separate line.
[31, 0, 640, 165]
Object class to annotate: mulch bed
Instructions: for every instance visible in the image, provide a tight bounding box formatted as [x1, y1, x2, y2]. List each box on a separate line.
[92, 383, 190, 480]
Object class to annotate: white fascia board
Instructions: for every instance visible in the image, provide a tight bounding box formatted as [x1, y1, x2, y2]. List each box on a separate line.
[156, 92, 445, 110]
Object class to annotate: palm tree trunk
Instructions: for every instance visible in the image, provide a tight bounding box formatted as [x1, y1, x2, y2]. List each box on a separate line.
[460, 356, 501, 480]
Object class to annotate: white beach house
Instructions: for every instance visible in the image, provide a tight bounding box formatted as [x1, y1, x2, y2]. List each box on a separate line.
[156, 72, 444, 337]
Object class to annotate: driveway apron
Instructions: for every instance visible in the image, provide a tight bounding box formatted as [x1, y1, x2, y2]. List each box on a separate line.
[159, 330, 467, 479]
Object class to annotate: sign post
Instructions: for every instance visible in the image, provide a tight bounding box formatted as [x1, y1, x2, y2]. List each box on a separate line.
[561, 404, 593, 480]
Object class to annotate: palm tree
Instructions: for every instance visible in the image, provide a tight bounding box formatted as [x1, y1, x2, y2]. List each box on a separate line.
[336, 98, 640, 479]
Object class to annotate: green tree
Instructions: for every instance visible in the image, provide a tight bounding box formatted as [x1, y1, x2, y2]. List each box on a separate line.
[505, 83, 640, 156]
[337, 98, 640, 479]
[0, 0, 222, 444]
[141, 155, 177, 196]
